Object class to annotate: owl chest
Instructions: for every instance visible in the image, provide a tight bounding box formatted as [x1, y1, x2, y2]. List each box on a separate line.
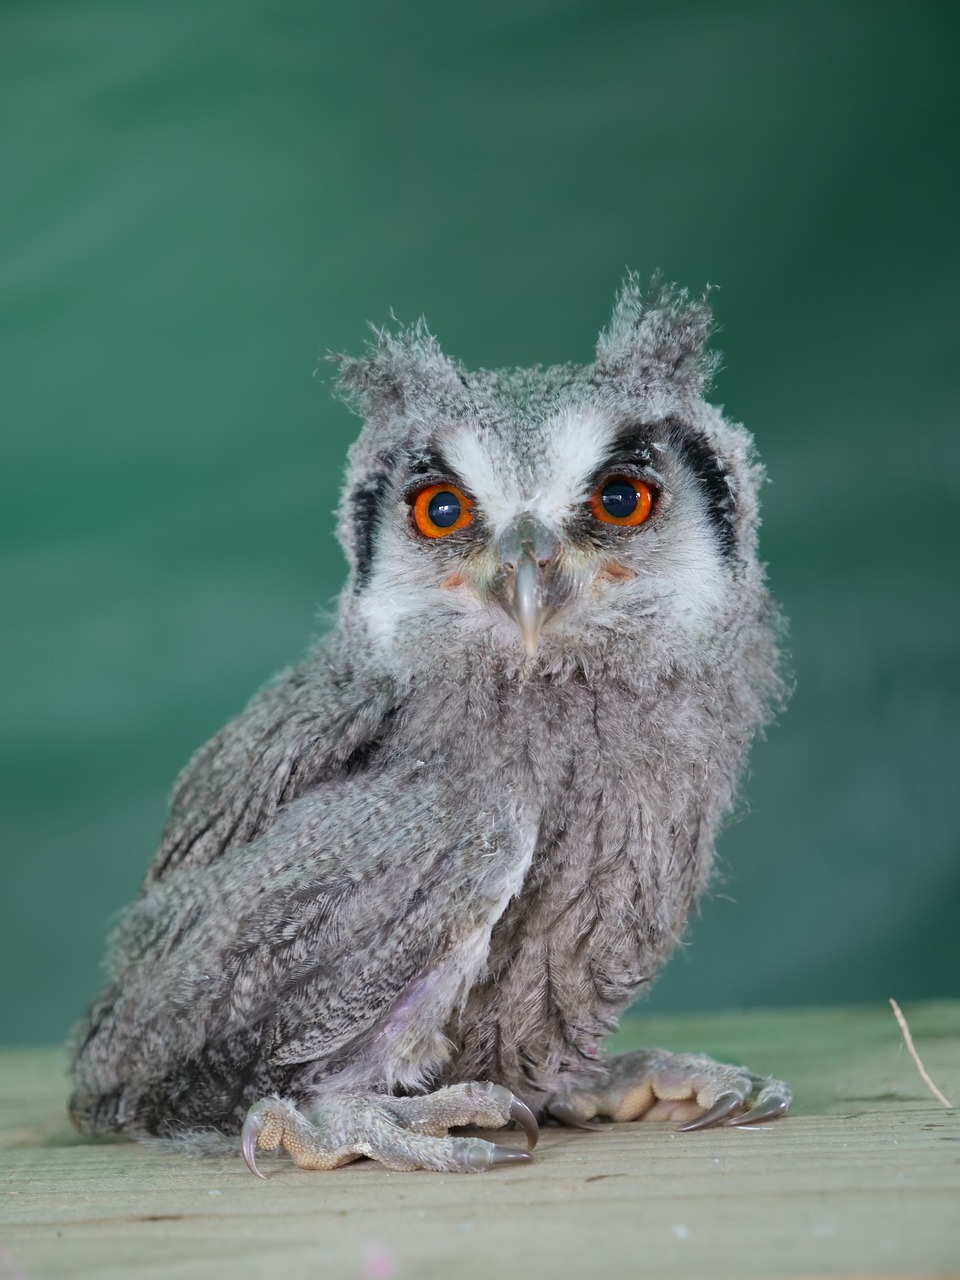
[477, 697, 656, 915]
[451, 678, 706, 1070]
[489, 748, 667, 1003]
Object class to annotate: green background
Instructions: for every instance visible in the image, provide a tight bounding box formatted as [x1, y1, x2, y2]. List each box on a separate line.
[2, 0, 957, 1046]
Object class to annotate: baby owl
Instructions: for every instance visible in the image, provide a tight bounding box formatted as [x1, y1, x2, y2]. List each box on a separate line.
[70, 278, 791, 1174]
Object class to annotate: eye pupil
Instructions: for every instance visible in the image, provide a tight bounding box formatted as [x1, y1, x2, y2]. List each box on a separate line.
[600, 480, 638, 519]
[427, 490, 461, 528]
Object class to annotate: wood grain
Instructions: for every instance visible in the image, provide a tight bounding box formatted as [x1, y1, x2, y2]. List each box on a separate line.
[1, 1003, 957, 1279]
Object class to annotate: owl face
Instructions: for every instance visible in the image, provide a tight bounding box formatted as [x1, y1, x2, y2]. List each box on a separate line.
[334, 282, 759, 676]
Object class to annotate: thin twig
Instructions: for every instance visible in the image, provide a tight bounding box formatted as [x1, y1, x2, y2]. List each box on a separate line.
[889, 998, 954, 1108]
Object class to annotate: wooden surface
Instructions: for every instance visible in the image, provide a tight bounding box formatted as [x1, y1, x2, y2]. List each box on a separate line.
[1, 1003, 957, 1279]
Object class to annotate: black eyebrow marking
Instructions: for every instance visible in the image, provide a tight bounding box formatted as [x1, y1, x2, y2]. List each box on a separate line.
[585, 423, 657, 492]
[407, 448, 452, 479]
[401, 447, 476, 514]
[605, 424, 656, 470]
[666, 419, 738, 558]
[349, 453, 395, 590]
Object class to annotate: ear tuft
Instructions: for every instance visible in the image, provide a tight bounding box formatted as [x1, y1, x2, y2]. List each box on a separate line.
[328, 318, 464, 421]
[595, 273, 719, 396]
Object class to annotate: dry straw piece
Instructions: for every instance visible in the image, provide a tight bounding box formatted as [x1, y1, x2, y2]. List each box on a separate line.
[889, 998, 954, 1108]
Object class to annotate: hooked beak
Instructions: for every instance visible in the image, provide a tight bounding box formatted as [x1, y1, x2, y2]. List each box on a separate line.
[493, 516, 564, 657]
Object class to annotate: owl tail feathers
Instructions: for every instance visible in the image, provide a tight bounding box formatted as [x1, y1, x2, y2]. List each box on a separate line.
[595, 271, 720, 397]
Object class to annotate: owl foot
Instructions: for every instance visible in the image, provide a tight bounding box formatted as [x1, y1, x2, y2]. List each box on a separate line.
[548, 1048, 791, 1131]
[241, 1080, 538, 1177]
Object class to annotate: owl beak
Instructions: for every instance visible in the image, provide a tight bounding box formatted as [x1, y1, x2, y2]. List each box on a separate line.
[495, 517, 564, 657]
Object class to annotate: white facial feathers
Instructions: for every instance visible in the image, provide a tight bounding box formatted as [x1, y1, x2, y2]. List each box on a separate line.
[442, 405, 617, 537]
[349, 399, 733, 666]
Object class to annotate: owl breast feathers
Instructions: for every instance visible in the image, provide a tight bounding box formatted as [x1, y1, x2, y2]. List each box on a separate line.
[70, 278, 784, 1148]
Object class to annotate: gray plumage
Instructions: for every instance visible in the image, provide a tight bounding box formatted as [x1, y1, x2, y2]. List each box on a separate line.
[70, 278, 787, 1165]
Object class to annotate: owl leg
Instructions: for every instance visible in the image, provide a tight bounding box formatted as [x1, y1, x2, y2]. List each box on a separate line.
[549, 1049, 791, 1130]
[241, 1080, 538, 1177]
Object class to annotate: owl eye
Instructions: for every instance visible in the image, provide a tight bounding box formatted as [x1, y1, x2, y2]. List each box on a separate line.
[411, 482, 474, 538]
[589, 476, 655, 527]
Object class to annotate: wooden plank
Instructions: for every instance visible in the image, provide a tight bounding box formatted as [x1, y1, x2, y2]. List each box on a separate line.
[1, 1003, 957, 1279]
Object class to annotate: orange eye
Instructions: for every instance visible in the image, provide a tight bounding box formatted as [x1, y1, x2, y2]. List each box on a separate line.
[411, 482, 474, 538]
[589, 476, 655, 526]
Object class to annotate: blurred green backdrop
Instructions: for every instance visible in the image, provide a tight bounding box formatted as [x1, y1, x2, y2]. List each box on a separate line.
[2, 0, 957, 1046]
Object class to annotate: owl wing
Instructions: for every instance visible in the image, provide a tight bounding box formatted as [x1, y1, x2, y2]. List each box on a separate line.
[146, 645, 400, 884]
[72, 757, 535, 1131]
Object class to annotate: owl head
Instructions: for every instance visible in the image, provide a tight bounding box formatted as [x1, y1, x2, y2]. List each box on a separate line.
[331, 277, 769, 682]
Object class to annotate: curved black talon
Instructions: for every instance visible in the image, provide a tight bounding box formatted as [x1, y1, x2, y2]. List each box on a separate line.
[241, 1110, 268, 1179]
[489, 1144, 534, 1167]
[509, 1096, 540, 1150]
[677, 1091, 743, 1132]
[727, 1095, 790, 1126]
[548, 1101, 606, 1132]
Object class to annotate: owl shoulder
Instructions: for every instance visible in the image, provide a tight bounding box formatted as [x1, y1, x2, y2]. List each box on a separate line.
[145, 642, 400, 885]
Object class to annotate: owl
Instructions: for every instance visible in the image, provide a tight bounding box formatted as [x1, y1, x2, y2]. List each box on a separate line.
[69, 277, 791, 1175]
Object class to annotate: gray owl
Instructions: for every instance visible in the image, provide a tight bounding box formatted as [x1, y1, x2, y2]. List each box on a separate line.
[70, 278, 791, 1175]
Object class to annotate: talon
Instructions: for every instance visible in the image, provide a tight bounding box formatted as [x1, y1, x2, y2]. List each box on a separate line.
[488, 1143, 534, 1167]
[241, 1110, 267, 1179]
[509, 1096, 540, 1150]
[678, 1091, 743, 1132]
[727, 1095, 791, 1126]
[548, 1101, 605, 1132]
